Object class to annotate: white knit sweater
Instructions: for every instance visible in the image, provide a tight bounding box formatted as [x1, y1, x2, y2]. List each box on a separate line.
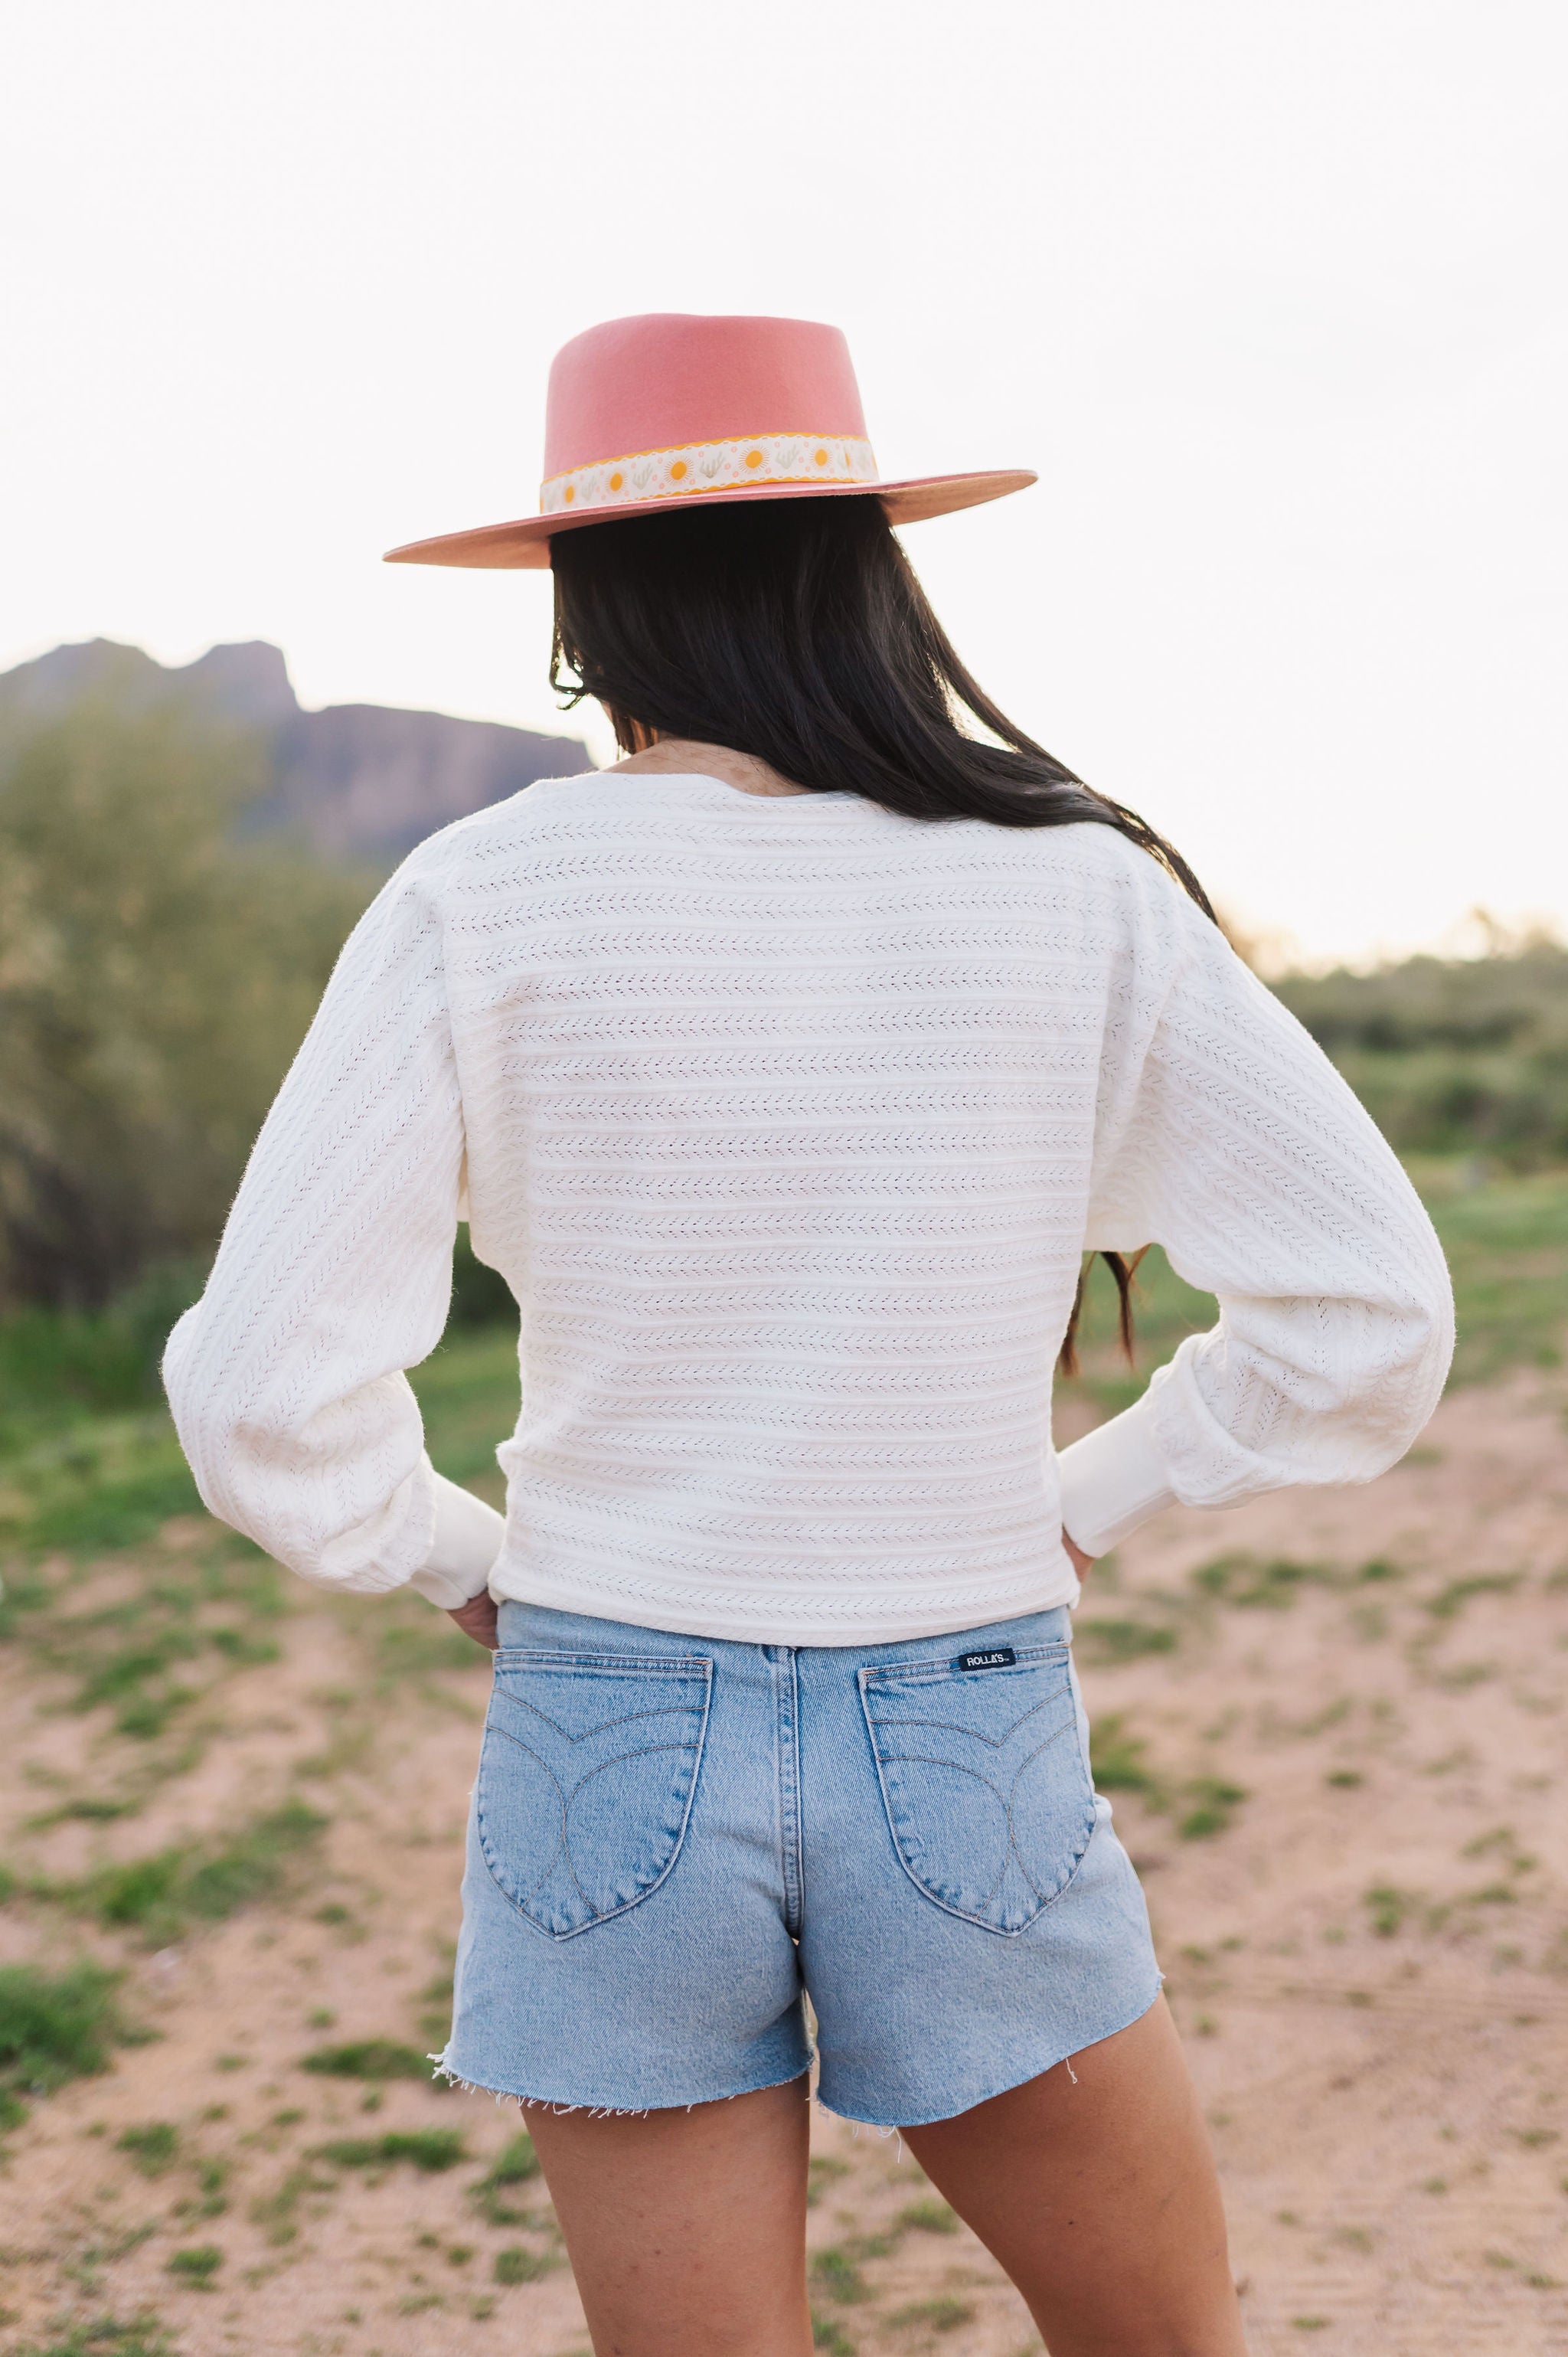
[165, 773, 1452, 1643]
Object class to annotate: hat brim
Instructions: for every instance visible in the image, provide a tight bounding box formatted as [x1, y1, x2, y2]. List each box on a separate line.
[382, 469, 1037, 570]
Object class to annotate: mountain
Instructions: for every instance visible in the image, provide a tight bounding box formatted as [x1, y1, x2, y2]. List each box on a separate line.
[0, 639, 593, 862]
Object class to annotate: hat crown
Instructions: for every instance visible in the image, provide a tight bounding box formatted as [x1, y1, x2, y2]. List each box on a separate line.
[543, 313, 870, 479]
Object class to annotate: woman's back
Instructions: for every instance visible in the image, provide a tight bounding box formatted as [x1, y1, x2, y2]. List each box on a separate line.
[167, 763, 1448, 1643]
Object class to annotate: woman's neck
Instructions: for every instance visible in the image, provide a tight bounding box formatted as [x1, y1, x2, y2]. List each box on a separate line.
[603, 736, 806, 797]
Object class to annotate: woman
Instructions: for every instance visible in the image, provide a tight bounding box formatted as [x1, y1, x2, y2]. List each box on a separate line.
[167, 313, 1452, 2356]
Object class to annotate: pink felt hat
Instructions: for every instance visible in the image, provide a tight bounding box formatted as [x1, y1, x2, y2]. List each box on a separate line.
[383, 312, 1036, 569]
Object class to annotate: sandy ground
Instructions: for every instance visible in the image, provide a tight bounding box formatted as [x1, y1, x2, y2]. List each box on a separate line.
[3, 1373, 1567, 2357]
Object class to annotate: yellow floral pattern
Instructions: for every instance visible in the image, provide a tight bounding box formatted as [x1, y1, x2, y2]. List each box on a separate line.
[541, 432, 878, 515]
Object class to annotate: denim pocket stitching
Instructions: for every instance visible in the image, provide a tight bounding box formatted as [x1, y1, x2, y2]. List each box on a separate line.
[864, 1687, 1072, 1751]
[858, 1666, 1096, 1938]
[477, 1658, 712, 1942]
[491, 1686, 704, 1744]
[492, 1648, 710, 1678]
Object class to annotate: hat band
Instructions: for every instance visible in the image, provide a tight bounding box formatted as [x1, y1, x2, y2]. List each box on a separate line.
[540, 431, 879, 516]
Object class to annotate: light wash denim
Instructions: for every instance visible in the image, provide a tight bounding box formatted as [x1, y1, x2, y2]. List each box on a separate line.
[439, 1600, 1161, 2127]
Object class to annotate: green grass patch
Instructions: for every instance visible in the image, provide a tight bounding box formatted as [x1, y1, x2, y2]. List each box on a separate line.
[248, 2161, 336, 2245]
[0, 1960, 139, 2127]
[116, 2122, 179, 2176]
[314, 2129, 466, 2173]
[1420, 1164, 1568, 1383]
[1364, 1885, 1416, 1937]
[0, 1407, 203, 1558]
[471, 2130, 541, 2224]
[492, 2246, 555, 2284]
[811, 2321, 856, 2355]
[6, 1535, 286, 1741]
[1424, 1572, 1522, 1620]
[57, 1800, 326, 1943]
[810, 2247, 872, 2304]
[165, 2244, 222, 2282]
[1089, 1715, 1160, 1796]
[888, 2300, 975, 2332]
[897, 2197, 959, 2233]
[300, 2038, 433, 2081]
[419, 1967, 454, 2044]
[1192, 1554, 1328, 1609]
[1178, 1778, 1247, 1840]
[11, 2319, 175, 2357]
[409, 1326, 517, 1493]
[1076, 1617, 1178, 1663]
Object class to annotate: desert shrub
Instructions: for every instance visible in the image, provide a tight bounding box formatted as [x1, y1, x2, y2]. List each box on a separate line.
[1275, 937, 1568, 1168]
[0, 704, 371, 1309]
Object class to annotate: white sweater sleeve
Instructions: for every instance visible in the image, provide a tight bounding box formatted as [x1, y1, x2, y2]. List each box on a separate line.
[1057, 874, 1454, 1557]
[163, 847, 506, 1606]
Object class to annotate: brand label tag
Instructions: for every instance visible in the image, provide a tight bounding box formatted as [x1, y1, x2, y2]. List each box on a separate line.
[954, 1646, 1017, 1672]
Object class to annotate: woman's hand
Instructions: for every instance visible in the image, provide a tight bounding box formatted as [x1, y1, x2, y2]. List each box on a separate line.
[448, 1592, 501, 1650]
[1063, 1533, 1095, 1584]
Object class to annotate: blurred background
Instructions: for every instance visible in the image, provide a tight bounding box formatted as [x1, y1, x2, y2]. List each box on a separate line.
[1, 8, 1565, 2356]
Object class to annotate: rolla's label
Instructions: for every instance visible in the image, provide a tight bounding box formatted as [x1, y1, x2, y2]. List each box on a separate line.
[953, 1646, 1018, 1672]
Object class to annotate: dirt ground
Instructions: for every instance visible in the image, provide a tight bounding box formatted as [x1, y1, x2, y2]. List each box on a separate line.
[3, 1372, 1567, 2357]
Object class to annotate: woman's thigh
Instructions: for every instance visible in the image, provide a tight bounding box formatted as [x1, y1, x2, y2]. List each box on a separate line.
[524, 2074, 815, 2357]
[903, 1996, 1248, 2357]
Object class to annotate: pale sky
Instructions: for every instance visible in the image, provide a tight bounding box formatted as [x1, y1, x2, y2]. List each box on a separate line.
[3, 1, 1563, 964]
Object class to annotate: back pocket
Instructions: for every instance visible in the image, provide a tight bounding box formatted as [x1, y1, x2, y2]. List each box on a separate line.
[859, 1643, 1094, 1936]
[477, 1648, 712, 1940]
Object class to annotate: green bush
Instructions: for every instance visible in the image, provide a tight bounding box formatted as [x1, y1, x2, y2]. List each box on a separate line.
[1276, 937, 1568, 1168]
[0, 704, 372, 1309]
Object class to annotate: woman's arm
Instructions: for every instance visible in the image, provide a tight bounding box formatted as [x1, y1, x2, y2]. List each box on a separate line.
[1057, 868, 1454, 1557]
[163, 843, 505, 1607]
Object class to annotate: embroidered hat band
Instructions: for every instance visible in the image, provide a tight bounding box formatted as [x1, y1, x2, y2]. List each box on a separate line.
[542, 431, 879, 515]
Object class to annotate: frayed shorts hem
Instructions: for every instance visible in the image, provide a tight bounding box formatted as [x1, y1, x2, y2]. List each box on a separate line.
[813, 1976, 1165, 2131]
[432, 2051, 813, 2120]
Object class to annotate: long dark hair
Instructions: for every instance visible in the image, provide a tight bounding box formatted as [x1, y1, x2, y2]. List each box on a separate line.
[550, 493, 1213, 1373]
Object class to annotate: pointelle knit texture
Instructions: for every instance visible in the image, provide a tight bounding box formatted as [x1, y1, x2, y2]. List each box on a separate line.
[165, 773, 1453, 1643]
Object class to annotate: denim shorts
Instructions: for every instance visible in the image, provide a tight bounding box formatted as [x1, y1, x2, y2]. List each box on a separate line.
[438, 1600, 1161, 2128]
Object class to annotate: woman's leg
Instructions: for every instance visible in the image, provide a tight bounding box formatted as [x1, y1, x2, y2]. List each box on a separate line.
[903, 1996, 1247, 2357]
[524, 2071, 815, 2357]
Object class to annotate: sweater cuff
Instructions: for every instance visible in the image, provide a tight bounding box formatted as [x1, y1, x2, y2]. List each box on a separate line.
[407, 1473, 507, 1610]
[1057, 1392, 1179, 1556]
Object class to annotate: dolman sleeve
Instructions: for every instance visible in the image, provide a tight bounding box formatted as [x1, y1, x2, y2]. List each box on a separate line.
[163, 844, 506, 1607]
[1056, 863, 1454, 1556]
